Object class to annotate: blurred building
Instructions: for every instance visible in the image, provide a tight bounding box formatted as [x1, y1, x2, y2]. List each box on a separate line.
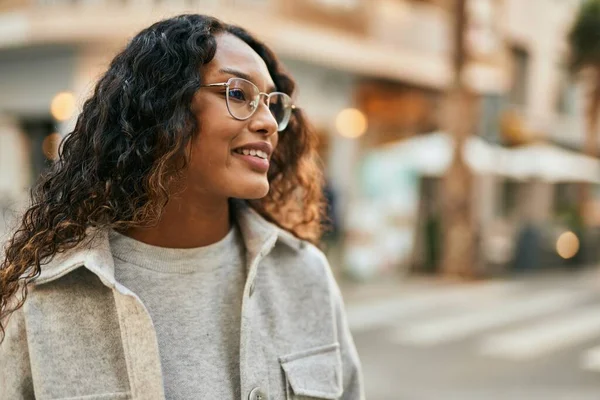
[0, 0, 595, 278]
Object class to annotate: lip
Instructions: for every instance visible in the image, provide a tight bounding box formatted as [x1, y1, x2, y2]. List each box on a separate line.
[231, 142, 273, 173]
[232, 152, 270, 173]
[232, 142, 273, 158]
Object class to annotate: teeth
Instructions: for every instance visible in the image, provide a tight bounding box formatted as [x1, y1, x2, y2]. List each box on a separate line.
[235, 148, 268, 159]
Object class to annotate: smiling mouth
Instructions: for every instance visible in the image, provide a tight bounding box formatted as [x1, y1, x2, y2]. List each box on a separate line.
[233, 148, 269, 160]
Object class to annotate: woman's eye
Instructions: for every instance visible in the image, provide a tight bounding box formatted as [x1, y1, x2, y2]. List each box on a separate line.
[228, 89, 246, 101]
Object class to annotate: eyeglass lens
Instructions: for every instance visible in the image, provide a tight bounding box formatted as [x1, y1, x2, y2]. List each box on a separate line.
[226, 78, 293, 131]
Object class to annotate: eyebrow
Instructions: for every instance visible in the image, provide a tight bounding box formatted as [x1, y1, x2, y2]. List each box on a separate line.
[219, 67, 277, 92]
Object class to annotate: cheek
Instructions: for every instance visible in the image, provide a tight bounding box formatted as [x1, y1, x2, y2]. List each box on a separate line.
[190, 95, 244, 169]
[191, 122, 242, 170]
[190, 133, 229, 169]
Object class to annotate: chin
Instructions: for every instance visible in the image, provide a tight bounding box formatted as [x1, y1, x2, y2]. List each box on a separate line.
[235, 179, 270, 200]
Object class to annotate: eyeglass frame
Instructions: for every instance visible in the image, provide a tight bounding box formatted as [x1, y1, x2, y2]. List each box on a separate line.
[200, 77, 296, 131]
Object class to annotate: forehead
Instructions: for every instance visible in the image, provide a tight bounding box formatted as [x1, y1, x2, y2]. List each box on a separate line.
[203, 33, 275, 91]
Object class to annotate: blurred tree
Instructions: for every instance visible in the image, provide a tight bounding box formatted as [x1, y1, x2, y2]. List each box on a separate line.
[568, 0, 600, 226]
[440, 0, 478, 278]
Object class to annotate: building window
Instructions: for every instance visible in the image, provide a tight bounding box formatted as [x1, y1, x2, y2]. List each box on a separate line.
[555, 183, 578, 214]
[20, 118, 56, 184]
[499, 179, 520, 217]
[478, 94, 505, 142]
[556, 69, 578, 116]
[509, 46, 530, 107]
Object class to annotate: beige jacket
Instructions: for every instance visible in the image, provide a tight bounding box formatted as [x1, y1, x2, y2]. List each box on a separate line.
[0, 201, 364, 400]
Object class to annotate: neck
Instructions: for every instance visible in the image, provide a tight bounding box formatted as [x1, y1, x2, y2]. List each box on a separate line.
[125, 192, 231, 249]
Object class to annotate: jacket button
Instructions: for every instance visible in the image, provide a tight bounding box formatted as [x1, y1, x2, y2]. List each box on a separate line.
[248, 387, 267, 400]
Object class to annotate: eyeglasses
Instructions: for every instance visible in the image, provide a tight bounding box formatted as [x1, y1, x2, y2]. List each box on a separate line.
[200, 77, 296, 132]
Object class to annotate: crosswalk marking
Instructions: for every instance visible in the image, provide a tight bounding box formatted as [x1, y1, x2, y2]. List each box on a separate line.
[479, 306, 600, 360]
[389, 289, 593, 346]
[347, 281, 521, 332]
[349, 272, 600, 369]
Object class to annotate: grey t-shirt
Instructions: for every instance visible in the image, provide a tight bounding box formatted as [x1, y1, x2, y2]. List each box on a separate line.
[109, 226, 246, 400]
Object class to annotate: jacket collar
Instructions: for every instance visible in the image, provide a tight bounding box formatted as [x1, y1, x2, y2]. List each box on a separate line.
[34, 199, 302, 287]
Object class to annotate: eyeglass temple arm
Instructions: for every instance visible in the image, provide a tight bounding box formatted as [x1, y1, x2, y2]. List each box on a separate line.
[200, 83, 229, 88]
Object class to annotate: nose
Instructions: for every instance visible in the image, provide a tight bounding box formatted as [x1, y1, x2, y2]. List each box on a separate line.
[248, 100, 278, 136]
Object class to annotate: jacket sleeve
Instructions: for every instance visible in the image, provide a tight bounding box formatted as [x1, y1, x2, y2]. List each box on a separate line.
[0, 307, 35, 400]
[323, 257, 365, 400]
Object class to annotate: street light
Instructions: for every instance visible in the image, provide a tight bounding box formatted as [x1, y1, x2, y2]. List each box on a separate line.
[50, 91, 76, 122]
[556, 231, 580, 259]
[336, 108, 367, 138]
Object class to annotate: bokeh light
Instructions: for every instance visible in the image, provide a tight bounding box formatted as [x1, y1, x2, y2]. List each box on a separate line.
[50, 91, 76, 121]
[42, 132, 62, 161]
[336, 108, 368, 138]
[556, 231, 580, 259]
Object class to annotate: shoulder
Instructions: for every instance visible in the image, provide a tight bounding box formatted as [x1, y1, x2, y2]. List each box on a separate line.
[270, 228, 338, 292]
[276, 228, 329, 265]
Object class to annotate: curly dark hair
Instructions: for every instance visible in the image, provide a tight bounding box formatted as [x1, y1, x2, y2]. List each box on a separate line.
[0, 14, 325, 342]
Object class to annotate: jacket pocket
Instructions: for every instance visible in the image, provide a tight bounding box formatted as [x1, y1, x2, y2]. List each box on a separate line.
[279, 343, 343, 400]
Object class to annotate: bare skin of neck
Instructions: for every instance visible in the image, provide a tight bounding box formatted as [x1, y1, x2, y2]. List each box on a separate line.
[125, 188, 231, 249]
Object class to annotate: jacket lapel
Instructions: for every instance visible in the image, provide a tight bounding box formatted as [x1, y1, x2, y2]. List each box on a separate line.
[34, 229, 116, 288]
[34, 200, 302, 289]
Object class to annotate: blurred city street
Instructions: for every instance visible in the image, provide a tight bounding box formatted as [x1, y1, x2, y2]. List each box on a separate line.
[4, 0, 600, 398]
[344, 268, 600, 399]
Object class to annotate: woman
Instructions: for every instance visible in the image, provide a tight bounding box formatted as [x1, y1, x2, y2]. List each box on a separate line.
[0, 14, 363, 400]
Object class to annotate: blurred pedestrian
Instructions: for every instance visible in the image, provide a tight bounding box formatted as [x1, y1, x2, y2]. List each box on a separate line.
[0, 14, 363, 400]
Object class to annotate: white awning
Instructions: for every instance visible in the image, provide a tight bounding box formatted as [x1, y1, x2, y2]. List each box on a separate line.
[381, 132, 600, 183]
